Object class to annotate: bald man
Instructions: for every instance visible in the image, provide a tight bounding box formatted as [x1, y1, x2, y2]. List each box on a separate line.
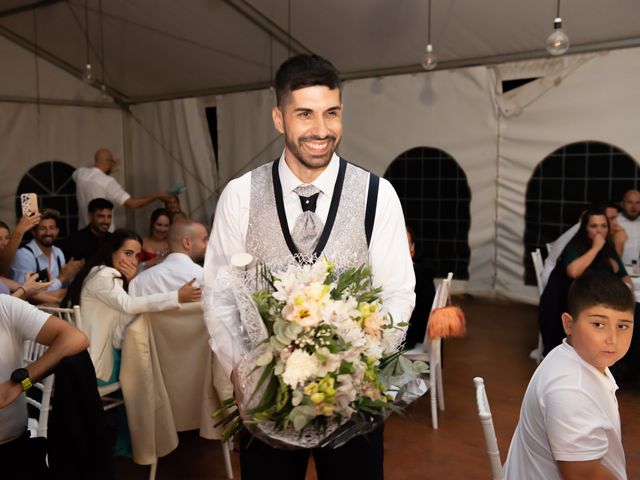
[72, 148, 172, 230]
[617, 189, 640, 265]
[129, 219, 208, 296]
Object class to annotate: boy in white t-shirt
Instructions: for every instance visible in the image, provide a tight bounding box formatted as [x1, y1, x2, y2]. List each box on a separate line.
[504, 272, 634, 480]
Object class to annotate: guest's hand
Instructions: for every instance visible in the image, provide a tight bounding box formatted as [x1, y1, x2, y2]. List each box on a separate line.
[0, 381, 23, 409]
[20, 272, 53, 297]
[116, 259, 137, 282]
[591, 233, 606, 251]
[15, 213, 41, 236]
[178, 278, 201, 303]
[59, 258, 84, 283]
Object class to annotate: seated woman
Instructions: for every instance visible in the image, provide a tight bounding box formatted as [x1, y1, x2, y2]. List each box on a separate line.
[539, 205, 631, 354]
[62, 228, 200, 385]
[138, 208, 172, 270]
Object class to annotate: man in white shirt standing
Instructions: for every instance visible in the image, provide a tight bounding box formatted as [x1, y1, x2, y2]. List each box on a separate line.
[129, 219, 208, 296]
[617, 189, 640, 265]
[203, 54, 415, 480]
[73, 148, 172, 230]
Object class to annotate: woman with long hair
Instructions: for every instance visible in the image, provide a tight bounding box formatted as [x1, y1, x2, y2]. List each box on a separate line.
[63, 228, 200, 384]
[138, 208, 172, 270]
[562, 206, 631, 284]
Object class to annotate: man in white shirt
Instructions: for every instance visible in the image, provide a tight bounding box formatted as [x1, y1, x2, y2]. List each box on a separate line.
[505, 272, 633, 479]
[129, 219, 208, 296]
[203, 54, 415, 480]
[73, 148, 172, 230]
[617, 189, 640, 265]
[10, 209, 83, 292]
[0, 295, 88, 470]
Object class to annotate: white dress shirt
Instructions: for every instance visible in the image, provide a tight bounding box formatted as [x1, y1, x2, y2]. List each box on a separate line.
[617, 214, 640, 266]
[129, 252, 203, 296]
[10, 239, 67, 291]
[203, 152, 415, 376]
[504, 340, 626, 480]
[73, 166, 130, 230]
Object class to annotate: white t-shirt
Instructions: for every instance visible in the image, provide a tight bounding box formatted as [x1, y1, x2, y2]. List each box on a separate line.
[129, 252, 203, 296]
[73, 166, 131, 230]
[0, 296, 50, 444]
[504, 340, 626, 479]
[617, 214, 640, 266]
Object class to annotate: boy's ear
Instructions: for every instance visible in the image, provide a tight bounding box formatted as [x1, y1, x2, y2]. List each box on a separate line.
[561, 312, 574, 337]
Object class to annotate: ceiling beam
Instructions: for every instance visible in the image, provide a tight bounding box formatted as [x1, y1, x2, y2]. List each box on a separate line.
[0, 95, 121, 109]
[223, 0, 314, 56]
[0, 24, 130, 106]
[0, 0, 63, 18]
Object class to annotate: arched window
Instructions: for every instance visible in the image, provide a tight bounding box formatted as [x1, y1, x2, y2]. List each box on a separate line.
[385, 147, 471, 279]
[524, 141, 639, 284]
[15, 161, 77, 239]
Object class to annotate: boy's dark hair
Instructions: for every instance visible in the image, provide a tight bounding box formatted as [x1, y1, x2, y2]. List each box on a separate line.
[274, 54, 341, 106]
[567, 272, 635, 318]
[88, 198, 114, 213]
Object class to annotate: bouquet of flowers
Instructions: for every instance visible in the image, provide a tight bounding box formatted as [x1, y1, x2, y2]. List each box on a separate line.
[215, 258, 427, 449]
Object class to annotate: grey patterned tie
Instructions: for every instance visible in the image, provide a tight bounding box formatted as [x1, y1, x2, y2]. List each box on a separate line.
[291, 184, 324, 256]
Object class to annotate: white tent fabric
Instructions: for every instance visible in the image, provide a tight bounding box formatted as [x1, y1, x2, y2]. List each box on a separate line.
[216, 46, 640, 304]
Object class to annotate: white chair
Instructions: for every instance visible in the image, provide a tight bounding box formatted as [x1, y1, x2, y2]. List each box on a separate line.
[37, 305, 124, 411]
[530, 249, 545, 364]
[404, 272, 453, 429]
[473, 377, 504, 480]
[22, 340, 54, 438]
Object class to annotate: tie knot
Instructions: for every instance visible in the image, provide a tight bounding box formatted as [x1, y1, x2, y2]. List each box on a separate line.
[295, 185, 321, 213]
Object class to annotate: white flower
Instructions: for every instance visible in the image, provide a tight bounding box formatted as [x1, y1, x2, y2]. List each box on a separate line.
[314, 347, 342, 377]
[282, 349, 320, 389]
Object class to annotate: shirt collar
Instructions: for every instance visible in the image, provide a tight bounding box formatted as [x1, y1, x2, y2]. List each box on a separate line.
[561, 339, 619, 393]
[278, 151, 340, 197]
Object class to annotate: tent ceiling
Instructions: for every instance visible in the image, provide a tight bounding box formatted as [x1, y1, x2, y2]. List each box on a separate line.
[2, 0, 640, 104]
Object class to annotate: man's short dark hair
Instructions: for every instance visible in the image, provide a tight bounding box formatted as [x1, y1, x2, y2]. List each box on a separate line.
[567, 272, 635, 318]
[605, 202, 621, 212]
[88, 198, 114, 213]
[40, 208, 60, 226]
[274, 54, 341, 106]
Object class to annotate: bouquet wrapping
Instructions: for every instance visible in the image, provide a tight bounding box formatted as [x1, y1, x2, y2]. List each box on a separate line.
[214, 256, 427, 449]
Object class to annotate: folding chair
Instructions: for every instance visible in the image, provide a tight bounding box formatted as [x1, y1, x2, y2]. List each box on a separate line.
[22, 340, 54, 438]
[473, 377, 504, 480]
[530, 249, 545, 364]
[404, 272, 453, 429]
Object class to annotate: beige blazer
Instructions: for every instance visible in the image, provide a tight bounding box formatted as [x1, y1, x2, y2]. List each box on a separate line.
[120, 303, 233, 465]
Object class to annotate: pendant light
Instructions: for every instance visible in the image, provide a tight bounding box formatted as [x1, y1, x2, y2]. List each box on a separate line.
[81, 0, 94, 83]
[421, 0, 437, 70]
[546, 0, 570, 56]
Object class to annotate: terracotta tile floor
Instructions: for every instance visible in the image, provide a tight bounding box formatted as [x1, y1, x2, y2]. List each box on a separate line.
[114, 297, 640, 479]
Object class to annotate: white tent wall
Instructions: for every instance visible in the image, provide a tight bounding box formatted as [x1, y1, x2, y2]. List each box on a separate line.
[124, 98, 218, 232]
[495, 47, 640, 304]
[0, 101, 125, 228]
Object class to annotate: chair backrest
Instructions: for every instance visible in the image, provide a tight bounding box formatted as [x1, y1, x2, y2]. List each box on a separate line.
[531, 249, 546, 295]
[422, 272, 454, 355]
[38, 305, 83, 331]
[22, 340, 54, 438]
[473, 377, 504, 480]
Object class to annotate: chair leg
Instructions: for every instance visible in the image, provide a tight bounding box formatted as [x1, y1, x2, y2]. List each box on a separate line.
[536, 334, 544, 364]
[436, 363, 445, 411]
[430, 375, 438, 429]
[222, 439, 234, 479]
[149, 461, 157, 480]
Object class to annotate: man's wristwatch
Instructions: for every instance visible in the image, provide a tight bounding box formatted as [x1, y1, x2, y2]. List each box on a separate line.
[10, 368, 33, 392]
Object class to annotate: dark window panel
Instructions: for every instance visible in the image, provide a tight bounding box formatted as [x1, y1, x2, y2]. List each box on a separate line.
[563, 157, 586, 178]
[587, 155, 611, 177]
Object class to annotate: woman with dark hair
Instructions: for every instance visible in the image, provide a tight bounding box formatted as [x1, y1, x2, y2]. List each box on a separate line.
[539, 206, 631, 355]
[562, 206, 630, 283]
[63, 228, 200, 384]
[138, 208, 172, 269]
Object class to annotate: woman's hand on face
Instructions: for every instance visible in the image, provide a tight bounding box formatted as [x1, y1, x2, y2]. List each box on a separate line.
[178, 278, 201, 303]
[592, 233, 606, 251]
[116, 259, 138, 282]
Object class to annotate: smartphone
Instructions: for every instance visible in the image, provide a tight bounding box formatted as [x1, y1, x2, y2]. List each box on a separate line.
[20, 193, 38, 217]
[36, 268, 49, 283]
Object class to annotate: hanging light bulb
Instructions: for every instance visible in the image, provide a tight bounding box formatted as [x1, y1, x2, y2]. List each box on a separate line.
[82, 63, 94, 83]
[422, 44, 438, 70]
[546, 17, 570, 55]
[99, 84, 110, 101]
